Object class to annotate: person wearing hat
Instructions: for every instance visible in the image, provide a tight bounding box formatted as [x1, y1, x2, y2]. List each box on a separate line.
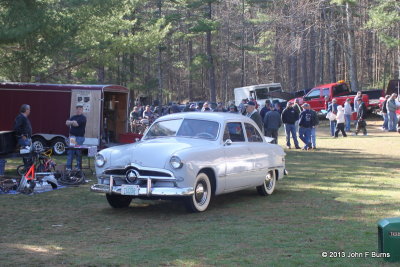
[245, 101, 263, 131]
[260, 99, 272, 120]
[213, 102, 227, 112]
[263, 105, 282, 144]
[228, 104, 238, 113]
[298, 103, 314, 150]
[281, 101, 300, 149]
[65, 104, 87, 170]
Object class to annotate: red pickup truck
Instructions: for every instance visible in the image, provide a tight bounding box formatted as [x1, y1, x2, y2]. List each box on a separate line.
[291, 81, 370, 112]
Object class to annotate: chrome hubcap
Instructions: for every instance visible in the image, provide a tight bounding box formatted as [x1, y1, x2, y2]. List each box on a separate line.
[54, 142, 65, 153]
[265, 174, 274, 190]
[195, 181, 207, 204]
[33, 141, 43, 151]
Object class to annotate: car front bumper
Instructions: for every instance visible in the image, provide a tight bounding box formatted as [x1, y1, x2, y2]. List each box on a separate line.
[90, 176, 194, 197]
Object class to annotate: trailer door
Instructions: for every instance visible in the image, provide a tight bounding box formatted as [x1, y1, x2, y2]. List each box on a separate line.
[70, 90, 102, 145]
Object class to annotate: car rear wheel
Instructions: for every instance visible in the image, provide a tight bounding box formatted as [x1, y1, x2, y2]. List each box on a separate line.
[185, 172, 212, 212]
[257, 171, 276, 196]
[106, 194, 133, 208]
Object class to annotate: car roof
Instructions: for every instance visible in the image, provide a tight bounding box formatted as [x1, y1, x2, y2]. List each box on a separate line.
[156, 111, 253, 124]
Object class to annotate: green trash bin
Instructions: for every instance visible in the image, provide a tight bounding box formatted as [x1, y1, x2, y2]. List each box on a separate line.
[378, 217, 400, 262]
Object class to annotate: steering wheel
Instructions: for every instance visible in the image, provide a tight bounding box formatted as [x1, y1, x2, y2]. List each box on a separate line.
[195, 132, 214, 139]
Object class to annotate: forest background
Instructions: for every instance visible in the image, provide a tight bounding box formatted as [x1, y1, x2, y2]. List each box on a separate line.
[0, 0, 399, 104]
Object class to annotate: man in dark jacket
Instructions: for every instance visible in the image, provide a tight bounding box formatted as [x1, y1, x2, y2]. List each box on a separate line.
[245, 101, 263, 131]
[281, 102, 300, 149]
[263, 107, 282, 144]
[298, 103, 314, 150]
[14, 104, 33, 168]
[260, 99, 272, 120]
[65, 104, 87, 170]
[14, 104, 32, 149]
[355, 98, 367, 135]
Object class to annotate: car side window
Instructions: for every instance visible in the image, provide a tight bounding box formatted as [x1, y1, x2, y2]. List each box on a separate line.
[244, 123, 263, 142]
[322, 88, 329, 97]
[307, 89, 321, 99]
[223, 122, 245, 142]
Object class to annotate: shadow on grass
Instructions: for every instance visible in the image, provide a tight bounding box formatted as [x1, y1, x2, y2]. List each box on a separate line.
[0, 147, 398, 266]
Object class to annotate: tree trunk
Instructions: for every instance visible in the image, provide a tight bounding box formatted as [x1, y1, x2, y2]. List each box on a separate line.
[157, 0, 163, 104]
[301, 23, 308, 89]
[289, 30, 298, 91]
[345, 2, 359, 91]
[241, 0, 246, 87]
[206, 2, 216, 102]
[309, 26, 316, 87]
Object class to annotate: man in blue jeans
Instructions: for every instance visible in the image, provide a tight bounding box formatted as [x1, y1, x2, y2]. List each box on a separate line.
[327, 98, 338, 136]
[65, 104, 87, 170]
[281, 101, 300, 149]
[298, 103, 313, 150]
[387, 93, 398, 132]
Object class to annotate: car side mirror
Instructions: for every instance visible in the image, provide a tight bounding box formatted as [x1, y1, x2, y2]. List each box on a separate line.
[303, 96, 310, 101]
[224, 139, 232, 146]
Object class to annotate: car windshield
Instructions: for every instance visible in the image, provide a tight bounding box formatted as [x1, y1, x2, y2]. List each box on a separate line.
[144, 119, 220, 140]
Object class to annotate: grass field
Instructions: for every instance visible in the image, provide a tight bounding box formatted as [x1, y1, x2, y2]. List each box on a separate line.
[0, 119, 399, 266]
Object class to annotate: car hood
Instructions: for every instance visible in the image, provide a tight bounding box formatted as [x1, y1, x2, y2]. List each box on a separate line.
[103, 137, 214, 168]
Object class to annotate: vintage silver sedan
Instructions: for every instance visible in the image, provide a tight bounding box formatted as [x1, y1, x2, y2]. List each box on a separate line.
[91, 112, 287, 212]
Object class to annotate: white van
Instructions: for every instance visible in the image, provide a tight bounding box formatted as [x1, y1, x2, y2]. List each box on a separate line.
[234, 83, 283, 108]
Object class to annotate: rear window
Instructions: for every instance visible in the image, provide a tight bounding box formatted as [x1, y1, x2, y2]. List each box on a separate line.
[223, 122, 245, 142]
[245, 123, 263, 142]
[333, 83, 350, 96]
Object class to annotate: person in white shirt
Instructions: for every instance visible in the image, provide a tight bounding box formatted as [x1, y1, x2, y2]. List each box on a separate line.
[334, 105, 347, 137]
[343, 98, 353, 132]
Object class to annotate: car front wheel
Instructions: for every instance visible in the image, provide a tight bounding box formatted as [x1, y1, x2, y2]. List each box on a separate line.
[106, 194, 133, 208]
[257, 171, 276, 196]
[185, 172, 212, 212]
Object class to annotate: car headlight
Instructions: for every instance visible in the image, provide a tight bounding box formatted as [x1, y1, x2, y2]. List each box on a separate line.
[95, 153, 106, 167]
[170, 156, 183, 169]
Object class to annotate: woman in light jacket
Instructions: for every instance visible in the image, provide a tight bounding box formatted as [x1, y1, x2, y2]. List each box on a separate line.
[344, 98, 352, 132]
[335, 105, 347, 138]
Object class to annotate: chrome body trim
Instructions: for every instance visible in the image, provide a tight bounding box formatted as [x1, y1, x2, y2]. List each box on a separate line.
[147, 178, 152, 196]
[90, 183, 194, 196]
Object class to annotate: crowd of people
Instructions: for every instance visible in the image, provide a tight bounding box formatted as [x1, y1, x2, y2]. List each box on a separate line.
[130, 93, 400, 150]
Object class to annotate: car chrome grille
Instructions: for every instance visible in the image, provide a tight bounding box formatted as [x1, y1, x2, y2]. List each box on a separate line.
[102, 165, 174, 181]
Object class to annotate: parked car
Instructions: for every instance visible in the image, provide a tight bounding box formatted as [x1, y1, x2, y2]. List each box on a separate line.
[290, 80, 370, 112]
[91, 112, 287, 212]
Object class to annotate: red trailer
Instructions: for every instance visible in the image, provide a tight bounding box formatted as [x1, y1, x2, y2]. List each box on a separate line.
[0, 82, 130, 154]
